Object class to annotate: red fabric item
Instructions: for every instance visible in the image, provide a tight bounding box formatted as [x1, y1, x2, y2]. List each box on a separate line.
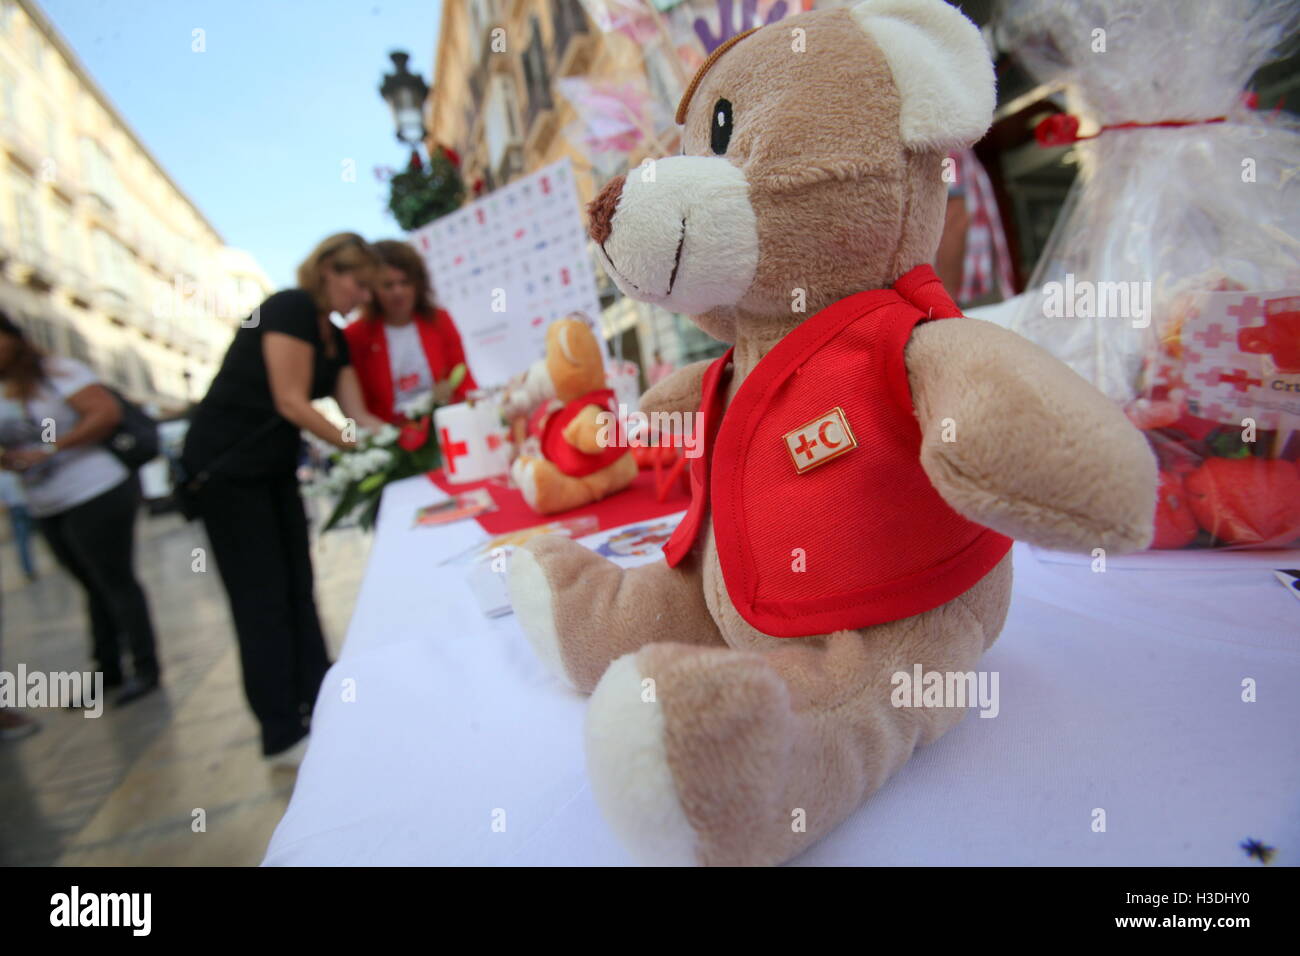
[343, 308, 479, 424]
[663, 264, 1013, 638]
[427, 466, 691, 536]
[540, 388, 627, 477]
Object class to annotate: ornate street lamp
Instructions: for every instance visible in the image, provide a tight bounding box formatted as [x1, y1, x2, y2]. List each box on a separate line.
[379, 51, 429, 148]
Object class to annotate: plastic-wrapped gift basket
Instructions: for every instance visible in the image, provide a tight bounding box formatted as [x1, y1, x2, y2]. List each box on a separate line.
[999, 0, 1300, 548]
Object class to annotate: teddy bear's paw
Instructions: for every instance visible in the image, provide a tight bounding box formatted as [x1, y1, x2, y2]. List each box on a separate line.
[506, 543, 574, 690]
[586, 646, 798, 866]
[511, 456, 540, 510]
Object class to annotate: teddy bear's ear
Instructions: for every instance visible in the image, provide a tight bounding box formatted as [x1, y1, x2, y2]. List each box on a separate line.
[851, 0, 995, 151]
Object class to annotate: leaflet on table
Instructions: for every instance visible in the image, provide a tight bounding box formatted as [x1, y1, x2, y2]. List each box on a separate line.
[412, 489, 497, 527]
[438, 515, 601, 567]
[456, 512, 688, 619]
[455, 516, 600, 619]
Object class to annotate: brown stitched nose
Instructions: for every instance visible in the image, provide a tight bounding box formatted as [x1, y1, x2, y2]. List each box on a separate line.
[587, 174, 626, 245]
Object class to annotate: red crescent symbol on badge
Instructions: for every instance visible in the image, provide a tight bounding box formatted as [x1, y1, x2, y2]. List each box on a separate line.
[819, 420, 842, 449]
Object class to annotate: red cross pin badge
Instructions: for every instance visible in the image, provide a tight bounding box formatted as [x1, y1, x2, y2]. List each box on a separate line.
[783, 407, 858, 474]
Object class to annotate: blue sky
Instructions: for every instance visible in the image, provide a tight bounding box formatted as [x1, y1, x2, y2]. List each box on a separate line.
[41, 0, 443, 287]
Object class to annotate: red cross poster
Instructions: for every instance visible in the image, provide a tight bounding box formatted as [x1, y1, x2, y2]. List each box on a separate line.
[408, 158, 605, 388]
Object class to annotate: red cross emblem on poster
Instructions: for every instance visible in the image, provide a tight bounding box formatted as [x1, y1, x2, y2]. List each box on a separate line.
[783, 407, 858, 474]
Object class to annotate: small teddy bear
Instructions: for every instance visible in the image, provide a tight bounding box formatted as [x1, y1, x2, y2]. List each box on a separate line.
[508, 0, 1156, 865]
[501, 315, 638, 514]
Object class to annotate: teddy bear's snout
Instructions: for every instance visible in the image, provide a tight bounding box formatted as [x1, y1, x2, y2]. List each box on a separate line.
[587, 155, 760, 317]
[587, 174, 625, 246]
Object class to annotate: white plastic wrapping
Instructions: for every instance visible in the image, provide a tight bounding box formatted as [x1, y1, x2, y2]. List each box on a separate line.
[998, 0, 1300, 549]
[999, 0, 1300, 403]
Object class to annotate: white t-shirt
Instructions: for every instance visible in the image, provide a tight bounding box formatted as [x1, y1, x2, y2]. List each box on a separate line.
[0, 357, 129, 518]
[384, 321, 433, 413]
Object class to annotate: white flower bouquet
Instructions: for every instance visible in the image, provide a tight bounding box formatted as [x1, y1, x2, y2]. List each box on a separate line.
[306, 364, 466, 530]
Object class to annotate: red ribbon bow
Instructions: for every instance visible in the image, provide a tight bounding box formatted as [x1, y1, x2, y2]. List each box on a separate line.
[1034, 113, 1081, 147]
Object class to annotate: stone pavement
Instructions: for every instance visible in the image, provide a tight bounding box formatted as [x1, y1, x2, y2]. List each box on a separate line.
[0, 499, 369, 866]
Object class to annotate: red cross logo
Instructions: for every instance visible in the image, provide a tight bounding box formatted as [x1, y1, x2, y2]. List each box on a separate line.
[1218, 369, 1263, 393]
[440, 427, 469, 475]
[1194, 366, 1224, 387]
[783, 407, 858, 474]
[1192, 323, 1230, 349]
[1227, 296, 1264, 325]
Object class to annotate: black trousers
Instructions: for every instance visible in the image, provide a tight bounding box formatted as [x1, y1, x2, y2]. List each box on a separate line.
[38, 474, 160, 683]
[198, 470, 330, 755]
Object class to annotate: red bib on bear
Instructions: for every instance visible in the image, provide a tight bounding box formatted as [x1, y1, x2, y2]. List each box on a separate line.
[540, 388, 627, 478]
[662, 264, 1012, 637]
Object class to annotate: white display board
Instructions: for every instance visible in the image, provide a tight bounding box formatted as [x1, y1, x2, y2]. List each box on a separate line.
[409, 158, 605, 387]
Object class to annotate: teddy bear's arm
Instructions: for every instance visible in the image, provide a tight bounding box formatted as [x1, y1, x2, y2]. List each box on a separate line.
[562, 404, 611, 454]
[638, 360, 712, 418]
[904, 317, 1157, 554]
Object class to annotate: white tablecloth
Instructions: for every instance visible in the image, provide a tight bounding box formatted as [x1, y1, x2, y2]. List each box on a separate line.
[264, 474, 1300, 866]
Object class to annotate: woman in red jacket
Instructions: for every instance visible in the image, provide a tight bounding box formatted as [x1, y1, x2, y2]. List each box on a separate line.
[344, 239, 478, 423]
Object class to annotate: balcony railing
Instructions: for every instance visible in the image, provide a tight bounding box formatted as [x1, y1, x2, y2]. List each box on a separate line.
[469, 60, 487, 113]
[552, 0, 592, 75]
[494, 143, 523, 187]
[0, 116, 42, 169]
[92, 285, 129, 321]
[57, 260, 94, 303]
[524, 80, 554, 134]
[9, 239, 56, 288]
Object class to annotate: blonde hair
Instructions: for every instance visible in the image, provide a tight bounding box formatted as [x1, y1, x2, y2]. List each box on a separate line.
[295, 232, 379, 310]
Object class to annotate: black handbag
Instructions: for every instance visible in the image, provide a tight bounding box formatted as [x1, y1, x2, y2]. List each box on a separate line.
[171, 417, 280, 521]
[104, 388, 160, 470]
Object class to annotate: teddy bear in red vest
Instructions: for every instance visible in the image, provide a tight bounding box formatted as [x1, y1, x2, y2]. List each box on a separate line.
[508, 0, 1156, 865]
[502, 315, 638, 514]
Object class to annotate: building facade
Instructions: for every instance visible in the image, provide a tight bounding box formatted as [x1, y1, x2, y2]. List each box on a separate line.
[0, 0, 272, 415]
[426, 0, 724, 379]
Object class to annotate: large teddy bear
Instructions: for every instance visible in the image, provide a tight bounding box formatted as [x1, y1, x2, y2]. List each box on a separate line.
[508, 0, 1156, 865]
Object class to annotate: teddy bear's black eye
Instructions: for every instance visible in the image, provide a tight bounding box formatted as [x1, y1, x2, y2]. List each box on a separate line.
[710, 98, 733, 155]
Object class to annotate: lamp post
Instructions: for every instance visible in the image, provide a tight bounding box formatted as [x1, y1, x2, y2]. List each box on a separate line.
[379, 51, 429, 153]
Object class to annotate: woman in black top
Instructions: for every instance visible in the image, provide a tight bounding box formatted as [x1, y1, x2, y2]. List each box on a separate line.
[182, 232, 385, 766]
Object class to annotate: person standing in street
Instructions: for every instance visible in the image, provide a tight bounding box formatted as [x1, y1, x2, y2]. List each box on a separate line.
[181, 233, 386, 768]
[0, 470, 36, 581]
[0, 311, 162, 707]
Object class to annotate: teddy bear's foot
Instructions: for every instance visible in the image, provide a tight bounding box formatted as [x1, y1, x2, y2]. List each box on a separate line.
[510, 454, 544, 511]
[507, 536, 724, 693]
[587, 606, 999, 866]
[512, 455, 606, 514]
[580, 452, 638, 502]
[586, 643, 802, 866]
